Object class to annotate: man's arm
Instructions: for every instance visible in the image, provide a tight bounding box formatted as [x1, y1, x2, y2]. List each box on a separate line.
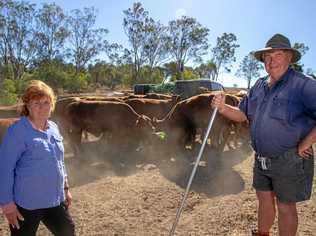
[298, 126, 316, 158]
[212, 93, 248, 123]
[299, 78, 316, 157]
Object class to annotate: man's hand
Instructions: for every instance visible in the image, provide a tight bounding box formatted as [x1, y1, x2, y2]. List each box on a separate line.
[211, 92, 226, 113]
[298, 143, 314, 158]
[2, 202, 24, 229]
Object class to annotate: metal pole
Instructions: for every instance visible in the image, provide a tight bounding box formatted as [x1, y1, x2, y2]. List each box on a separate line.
[169, 107, 218, 236]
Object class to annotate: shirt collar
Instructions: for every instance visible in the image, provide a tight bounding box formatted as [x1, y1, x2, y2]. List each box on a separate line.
[21, 116, 51, 133]
[263, 67, 293, 88]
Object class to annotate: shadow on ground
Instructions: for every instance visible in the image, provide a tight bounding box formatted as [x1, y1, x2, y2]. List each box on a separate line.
[66, 139, 251, 198]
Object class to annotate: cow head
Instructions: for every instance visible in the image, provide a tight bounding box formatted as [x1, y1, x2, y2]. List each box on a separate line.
[171, 95, 181, 104]
[135, 115, 155, 132]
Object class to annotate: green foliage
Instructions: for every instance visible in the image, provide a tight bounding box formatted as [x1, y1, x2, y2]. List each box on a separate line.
[138, 66, 164, 84]
[0, 79, 18, 105]
[27, 60, 89, 92]
[32, 63, 68, 89]
[195, 61, 217, 79]
[150, 82, 175, 94]
[182, 70, 198, 80]
[64, 73, 89, 93]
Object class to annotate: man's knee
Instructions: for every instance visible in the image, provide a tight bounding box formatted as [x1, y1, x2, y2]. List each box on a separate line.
[276, 201, 297, 215]
[256, 191, 275, 204]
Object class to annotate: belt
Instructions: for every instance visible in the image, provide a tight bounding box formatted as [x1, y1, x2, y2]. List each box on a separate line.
[255, 153, 274, 170]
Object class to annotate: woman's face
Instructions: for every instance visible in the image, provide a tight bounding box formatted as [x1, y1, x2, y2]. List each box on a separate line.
[27, 96, 52, 121]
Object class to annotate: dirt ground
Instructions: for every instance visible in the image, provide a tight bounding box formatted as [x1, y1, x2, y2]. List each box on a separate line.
[1, 142, 316, 236]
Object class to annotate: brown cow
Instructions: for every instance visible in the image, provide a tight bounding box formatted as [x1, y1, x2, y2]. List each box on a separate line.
[80, 96, 125, 103]
[65, 100, 155, 154]
[0, 104, 21, 119]
[143, 93, 174, 100]
[52, 97, 82, 152]
[153, 93, 215, 150]
[0, 118, 19, 144]
[125, 96, 180, 120]
[154, 93, 235, 153]
[208, 93, 241, 152]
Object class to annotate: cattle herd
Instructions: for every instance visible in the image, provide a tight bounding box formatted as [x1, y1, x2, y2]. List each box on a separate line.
[0, 90, 251, 163]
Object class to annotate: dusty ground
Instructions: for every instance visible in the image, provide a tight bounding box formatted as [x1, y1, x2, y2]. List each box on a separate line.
[1, 143, 316, 236]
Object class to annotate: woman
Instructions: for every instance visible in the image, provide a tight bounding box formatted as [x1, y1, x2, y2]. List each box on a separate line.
[0, 80, 75, 236]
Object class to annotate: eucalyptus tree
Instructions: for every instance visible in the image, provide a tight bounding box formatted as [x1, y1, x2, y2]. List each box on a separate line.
[34, 3, 69, 64]
[211, 33, 239, 81]
[123, 2, 149, 83]
[195, 61, 217, 79]
[291, 42, 309, 73]
[67, 7, 108, 73]
[236, 52, 263, 89]
[143, 19, 169, 77]
[166, 16, 209, 80]
[306, 68, 315, 80]
[0, 0, 37, 80]
[0, 0, 9, 66]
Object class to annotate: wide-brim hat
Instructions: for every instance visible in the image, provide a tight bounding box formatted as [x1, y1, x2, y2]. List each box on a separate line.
[254, 34, 301, 63]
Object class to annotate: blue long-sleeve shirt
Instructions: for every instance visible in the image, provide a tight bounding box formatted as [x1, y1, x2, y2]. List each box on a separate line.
[0, 116, 67, 210]
[239, 68, 316, 157]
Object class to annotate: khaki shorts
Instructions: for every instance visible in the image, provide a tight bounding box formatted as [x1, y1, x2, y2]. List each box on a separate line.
[253, 149, 314, 203]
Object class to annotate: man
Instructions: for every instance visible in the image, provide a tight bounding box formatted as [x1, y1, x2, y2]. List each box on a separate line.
[212, 34, 316, 236]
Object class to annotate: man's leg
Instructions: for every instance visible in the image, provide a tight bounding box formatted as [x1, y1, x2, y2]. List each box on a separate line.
[276, 200, 297, 236]
[256, 190, 276, 233]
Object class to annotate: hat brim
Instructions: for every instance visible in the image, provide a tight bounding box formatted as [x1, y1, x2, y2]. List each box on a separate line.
[254, 47, 301, 63]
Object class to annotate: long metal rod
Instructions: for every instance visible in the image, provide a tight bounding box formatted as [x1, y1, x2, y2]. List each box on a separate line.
[169, 107, 218, 236]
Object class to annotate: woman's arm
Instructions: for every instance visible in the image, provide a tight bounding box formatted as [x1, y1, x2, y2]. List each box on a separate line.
[0, 125, 25, 228]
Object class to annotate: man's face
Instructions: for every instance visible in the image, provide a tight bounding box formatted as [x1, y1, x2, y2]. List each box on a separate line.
[263, 50, 292, 80]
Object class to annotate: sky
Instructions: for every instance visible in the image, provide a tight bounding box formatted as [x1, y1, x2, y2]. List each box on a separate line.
[31, 0, 316, 88]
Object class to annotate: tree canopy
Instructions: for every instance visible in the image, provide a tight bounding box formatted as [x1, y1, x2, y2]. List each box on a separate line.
[0, 1, 313, 105]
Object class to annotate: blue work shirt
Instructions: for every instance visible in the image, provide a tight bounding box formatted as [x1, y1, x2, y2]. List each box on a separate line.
[0, 116, 67, 210]
[239, 68, 316, 157]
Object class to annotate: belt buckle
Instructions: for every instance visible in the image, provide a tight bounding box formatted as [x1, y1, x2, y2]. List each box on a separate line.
[257, 156, 268, 170]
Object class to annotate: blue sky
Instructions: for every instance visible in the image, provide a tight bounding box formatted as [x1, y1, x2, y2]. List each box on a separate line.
[31, 0, 316, 87]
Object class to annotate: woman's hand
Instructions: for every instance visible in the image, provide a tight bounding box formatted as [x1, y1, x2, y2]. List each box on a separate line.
[64, 189, 73, 208]
[2, 202, 24, 229]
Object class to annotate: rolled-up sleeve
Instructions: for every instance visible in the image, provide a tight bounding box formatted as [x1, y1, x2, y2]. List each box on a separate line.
[0, 126, 24, 205]
[238, 96, 249, 116]
[301, 78, 316, 119]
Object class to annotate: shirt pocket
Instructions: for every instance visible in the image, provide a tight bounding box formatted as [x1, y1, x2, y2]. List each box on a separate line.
[269, 98, 288, 121]
[27, 138, 50, 153]
[25, 138, 51, 161]
[288, 100, 303, 124]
